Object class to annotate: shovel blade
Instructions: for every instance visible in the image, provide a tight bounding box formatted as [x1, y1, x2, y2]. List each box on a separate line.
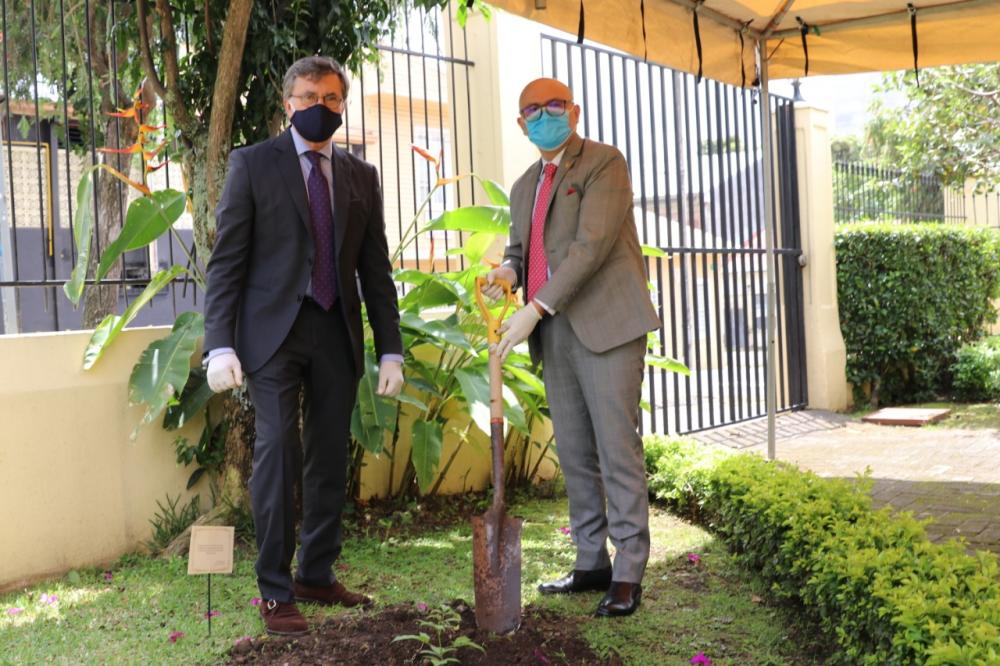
[471, 511, 523, 633]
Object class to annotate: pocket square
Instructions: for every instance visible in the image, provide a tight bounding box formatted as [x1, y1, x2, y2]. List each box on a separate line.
[566, 187, 578, 196]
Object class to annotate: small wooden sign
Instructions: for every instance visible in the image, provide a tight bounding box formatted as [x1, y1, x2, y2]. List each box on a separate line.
[187, 526, 235, 575]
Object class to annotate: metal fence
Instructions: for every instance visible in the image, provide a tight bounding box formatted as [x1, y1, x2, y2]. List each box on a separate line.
[542, 35, 807, 436]
[0, 1, 476, 334]
[833, 161, 968, 224]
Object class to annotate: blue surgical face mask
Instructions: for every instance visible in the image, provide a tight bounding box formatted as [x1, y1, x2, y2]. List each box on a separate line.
[525, 113, 572, 151]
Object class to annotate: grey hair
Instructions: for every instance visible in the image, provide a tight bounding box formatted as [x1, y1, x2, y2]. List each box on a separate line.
[282, 56, 350, 100]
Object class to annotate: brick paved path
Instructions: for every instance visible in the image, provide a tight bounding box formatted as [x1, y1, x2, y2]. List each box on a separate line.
[692, 410, 1000, 554]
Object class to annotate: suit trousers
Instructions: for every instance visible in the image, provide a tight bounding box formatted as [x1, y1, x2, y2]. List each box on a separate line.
[539, 312, 650, 583]
[245, 298, 358, 602]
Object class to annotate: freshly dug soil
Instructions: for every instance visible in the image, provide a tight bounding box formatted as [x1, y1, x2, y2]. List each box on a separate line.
[228, 600, 619, 665]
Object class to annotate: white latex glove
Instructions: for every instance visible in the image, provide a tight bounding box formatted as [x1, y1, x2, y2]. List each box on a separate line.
[206, 352, 244, 392]
[376, 359, 404, 397]
[482, 265, 517, 301]
[495, 303, 543, 362]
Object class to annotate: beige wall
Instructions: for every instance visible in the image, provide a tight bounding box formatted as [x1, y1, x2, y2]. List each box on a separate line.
[793, 104, 850, 411]
[0, 327, 205, 592]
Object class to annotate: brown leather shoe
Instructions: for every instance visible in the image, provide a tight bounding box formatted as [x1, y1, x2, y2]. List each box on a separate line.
[294, 580, 373, 608]
[259, 599, 309, 636]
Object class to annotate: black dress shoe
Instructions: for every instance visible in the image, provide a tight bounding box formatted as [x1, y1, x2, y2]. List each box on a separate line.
[537, 567, 613, 594]
[595, 582, 642, 617]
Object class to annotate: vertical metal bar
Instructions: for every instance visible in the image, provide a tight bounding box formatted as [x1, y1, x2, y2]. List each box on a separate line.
[431, 7, 452, 271]
[1, 0, 20, 287]
[645, 59, 660, 434]
[404, 12, 422, 271]
[680, 73, 695, 433]
[658, 67, 675, 434]
[772, 98, 788, 410]
[733, 84, 752, 421]
[758, 41, 777, 459]
[632, 56, 649, 434]
[446, 1, 462, 211]
[668, 69, 684, 431]
[594, 50, 604, 143]
[461, 14, 475, 206]
[580, 44, 590, 138]
[747, 80, 764, 419]
[717, 80, 736, 423]
[691, 78, 707, 430]
[58, 0, 74, 273]
[389, 51, 405, 268]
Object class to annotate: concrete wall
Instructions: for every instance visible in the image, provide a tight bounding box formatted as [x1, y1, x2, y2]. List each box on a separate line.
[0, 326, 205, 592]
[793, 105, 850, 411]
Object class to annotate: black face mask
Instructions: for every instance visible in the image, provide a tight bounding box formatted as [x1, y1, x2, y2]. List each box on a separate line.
[290, 104, 342, 143]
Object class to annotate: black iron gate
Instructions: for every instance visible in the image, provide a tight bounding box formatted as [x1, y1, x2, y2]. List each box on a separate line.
[542, 35, 807, 435]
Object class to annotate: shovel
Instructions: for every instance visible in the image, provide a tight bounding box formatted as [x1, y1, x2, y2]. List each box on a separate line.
[471, 276, 524, 633]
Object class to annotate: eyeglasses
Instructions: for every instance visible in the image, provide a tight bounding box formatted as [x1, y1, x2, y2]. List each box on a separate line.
[520, 99, 571, 122]
[289, 92, 344, 110]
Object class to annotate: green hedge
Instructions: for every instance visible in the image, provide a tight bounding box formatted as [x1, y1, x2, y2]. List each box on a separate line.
[952, 336, 1000, 402]
[835, 224, 1000, 407]
[645, 436, 1000, 665]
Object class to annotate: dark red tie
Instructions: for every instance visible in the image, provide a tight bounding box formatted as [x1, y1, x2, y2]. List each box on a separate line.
[305, 151, 336, 310]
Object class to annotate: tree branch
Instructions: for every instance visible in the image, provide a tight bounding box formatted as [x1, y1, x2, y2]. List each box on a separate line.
[154, 0, 196, 137]
[205, 0, 254, 217]
[136, 0, 168, 100]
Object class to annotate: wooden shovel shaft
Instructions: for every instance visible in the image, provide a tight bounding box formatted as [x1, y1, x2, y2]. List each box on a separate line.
[490, 350, 505, 511]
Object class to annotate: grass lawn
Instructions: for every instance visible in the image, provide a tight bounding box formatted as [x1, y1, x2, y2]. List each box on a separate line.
[0, 496, 824, 665]
[917, 401, 1000, 430]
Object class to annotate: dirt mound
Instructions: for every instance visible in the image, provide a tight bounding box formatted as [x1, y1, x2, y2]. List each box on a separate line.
[229, 600, 619, 665]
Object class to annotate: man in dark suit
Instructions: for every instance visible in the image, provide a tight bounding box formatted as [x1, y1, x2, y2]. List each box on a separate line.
[203, 56, 403, 636]
[485, 78, 660, 618]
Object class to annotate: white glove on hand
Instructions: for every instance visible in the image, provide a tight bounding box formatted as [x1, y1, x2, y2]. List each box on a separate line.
[482, 265, 517, 301]
[206, 352, 244, 393]
[495, 303, 543, 361]
[376, 359, 404, 397]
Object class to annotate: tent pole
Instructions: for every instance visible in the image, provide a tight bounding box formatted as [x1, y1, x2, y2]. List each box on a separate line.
[757, 38, 778, 461]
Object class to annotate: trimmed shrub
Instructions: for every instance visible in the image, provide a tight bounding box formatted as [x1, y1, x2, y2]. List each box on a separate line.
[835, 224, 1000, 407]
[645, 439, 1000, 664]
[952, 336, 1000, 401]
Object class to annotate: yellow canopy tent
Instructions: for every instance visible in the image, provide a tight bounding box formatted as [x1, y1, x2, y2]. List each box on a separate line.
[486, 0, 1000, 455]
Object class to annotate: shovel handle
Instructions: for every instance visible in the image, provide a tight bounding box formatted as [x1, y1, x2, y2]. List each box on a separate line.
[476, 276, 514, 510]
[475, 276, 514, 345]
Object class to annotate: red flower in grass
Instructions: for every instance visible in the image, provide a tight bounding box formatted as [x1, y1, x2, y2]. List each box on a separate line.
[168, 631, 185, 643]
[690, 652, 713, 665]
[250, 597, 262, 607]
[204, 610, 220, 619]
[558, 526, 571, 536]
[687, 553, 702, 564]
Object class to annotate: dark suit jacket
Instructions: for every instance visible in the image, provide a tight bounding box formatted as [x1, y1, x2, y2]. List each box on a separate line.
[204, 129, 402, 375]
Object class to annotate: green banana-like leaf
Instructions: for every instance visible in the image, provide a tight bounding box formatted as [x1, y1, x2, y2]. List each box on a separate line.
[395, 392, 428, 411]
[445, 231, 496, 265]
[505, 364, 546, 395]
[399, 278, 461, 312]
[63, 164, 102, 305]
[501, 384, 529, 433]
[453, 366, 491, 435]
[350, 349, 399, 454]
[424, 206, 510, 235]
[400, 312, 476, 354]
[411, 419, 443, 492]
[474, 176, 511, 206]
[163, 367, 213, 431]
[128, 311, 204, 438]
[96, 189, 187, 281]
[645, 354, 691, 376]
[642, 244, 668, 258]
[82, 265, 187, 370]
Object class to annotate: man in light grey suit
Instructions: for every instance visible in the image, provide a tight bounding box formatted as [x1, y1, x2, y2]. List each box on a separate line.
[484, 78, 660, 617]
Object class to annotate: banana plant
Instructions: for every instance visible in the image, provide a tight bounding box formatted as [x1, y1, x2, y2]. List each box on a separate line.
[63, 89, 207, 439]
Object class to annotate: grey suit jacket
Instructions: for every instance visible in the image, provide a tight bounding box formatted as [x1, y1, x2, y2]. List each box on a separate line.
[203, 129, 402, 375]
[503, 133, 660, 362]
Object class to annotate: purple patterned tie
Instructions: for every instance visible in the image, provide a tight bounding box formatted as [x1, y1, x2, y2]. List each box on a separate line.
[305, 151, 336, 310]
